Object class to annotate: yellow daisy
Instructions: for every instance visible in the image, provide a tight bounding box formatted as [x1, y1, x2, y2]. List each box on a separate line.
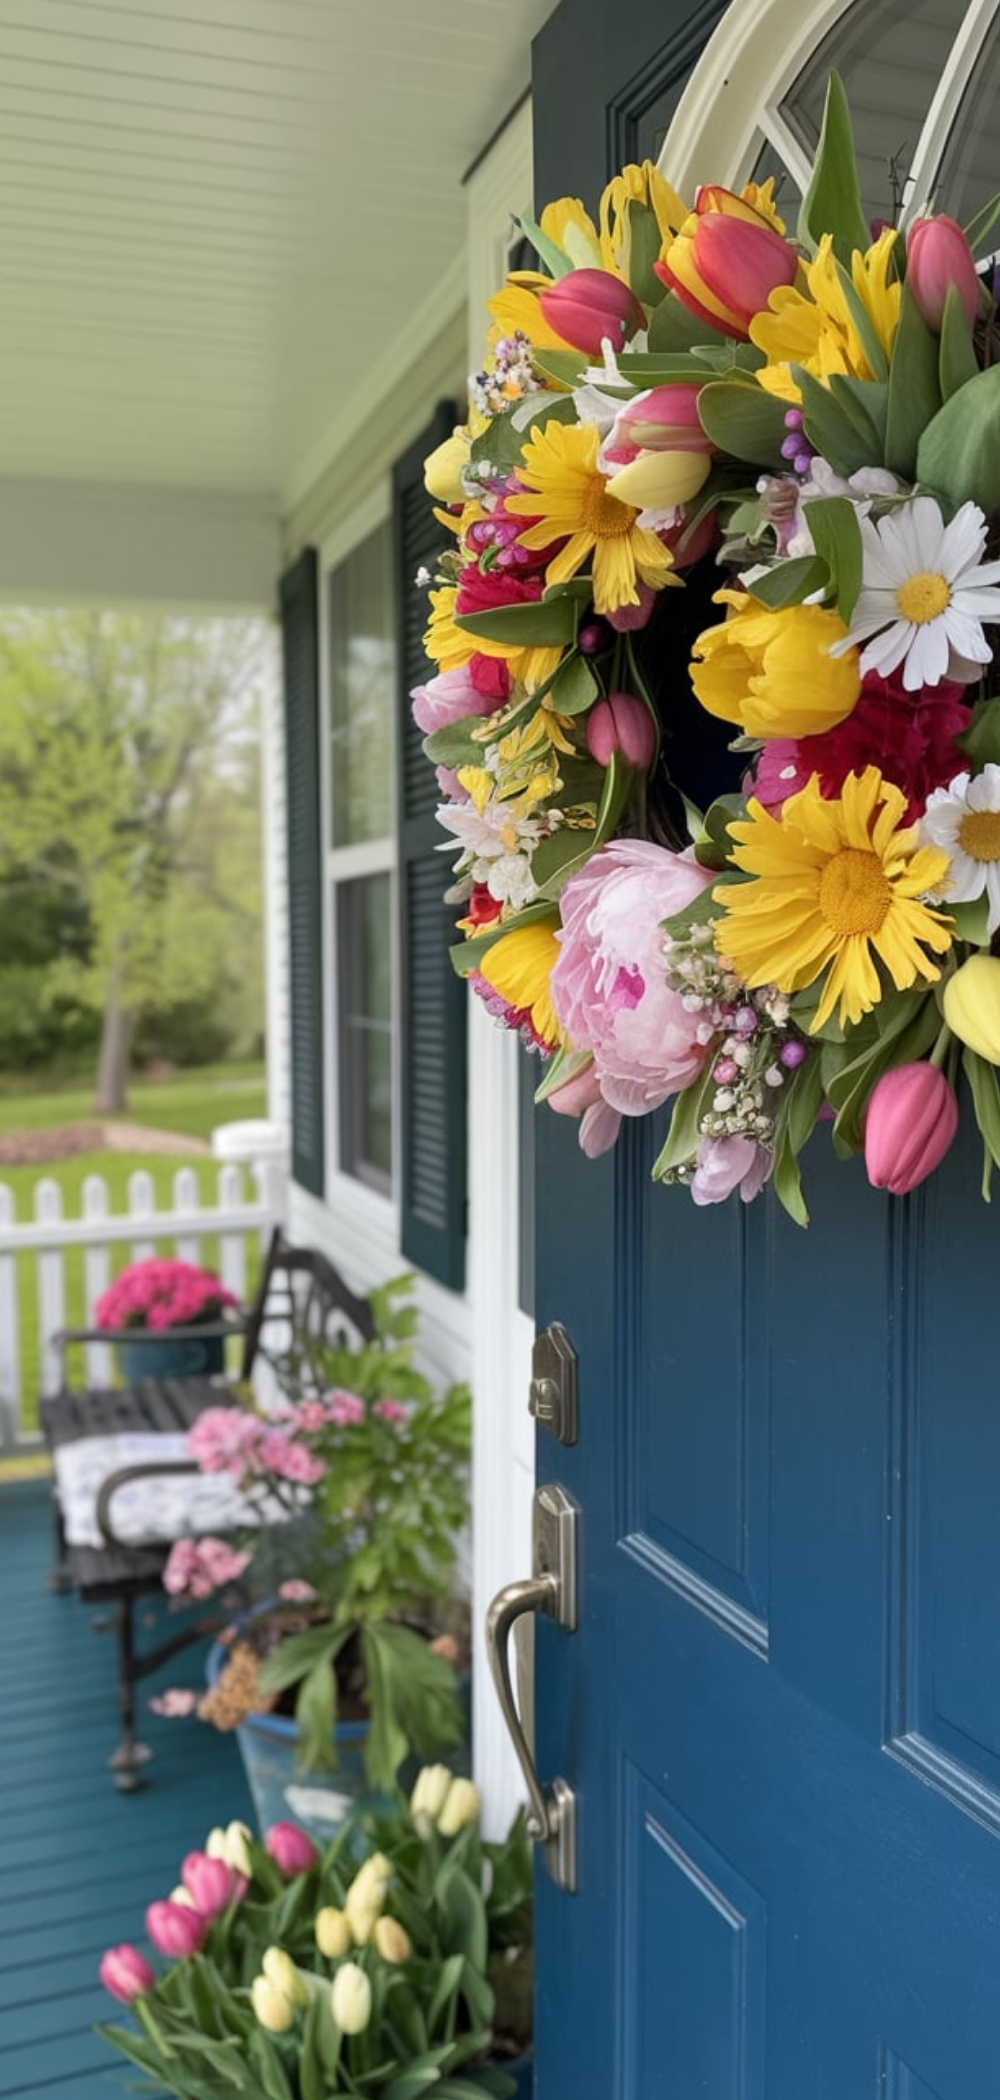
[713, 768, 954, 1032]
[476, 922, 563, 1051]
[505, 419, 679, 615]
[750, 227, 901, 404]
[423, 586, 562, 696]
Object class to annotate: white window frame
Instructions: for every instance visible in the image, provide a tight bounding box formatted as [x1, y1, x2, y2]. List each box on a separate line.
[318, 482, 399, 1231]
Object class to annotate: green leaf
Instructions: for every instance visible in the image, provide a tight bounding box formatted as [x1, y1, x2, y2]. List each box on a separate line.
[511, 212, 574, 280]
[769, 1052, 825, 1229]
[439, 1871, 489, 1971]
[693, 793, 745, 870]
[422, 718, 492, 770]
[959, 697, 1000, 769]
[801, 495, 863, 622]
[360, 1621, 465, 1791]
[917, 362, 1000, 516]
[651, 1066, 716, 1180]
[530, 824, 600, 896]
[796, 366, 877, 477]
[820, 990, 940, 1152]
[826, 373, 888, 456]
[453, 598, 579, 648]
[885, 284, 943, 478]
[548, 650, 599, 715]
[797, 71, 870, 264]
[695, 378, 788, 467]
[963, 187, 1000, 254]
[963, 1047, 1000, 1183]
[747, 555, 829, 610]
[534, 1044, 591, 1105]
[939, 282, 979, 400]
[257, 1622, 347, 1697]
[294, 1648, 338, 1773]
[951, 895, 992, 946]
[647, 293, 728, 352]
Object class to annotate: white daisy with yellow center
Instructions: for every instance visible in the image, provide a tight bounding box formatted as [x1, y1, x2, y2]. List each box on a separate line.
[921, 766, 1000, 933]
[832, 496, 1000, 691]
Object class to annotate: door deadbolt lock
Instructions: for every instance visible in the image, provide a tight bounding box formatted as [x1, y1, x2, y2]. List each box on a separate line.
[485, 1482, 579, 1894]
[528, 1323, 578, 1447]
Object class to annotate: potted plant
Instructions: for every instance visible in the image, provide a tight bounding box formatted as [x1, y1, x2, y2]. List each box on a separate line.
[97, 1774, 533, 2098]
[157, 1276, 472, 1834]
[94, 1257, 242, 1381]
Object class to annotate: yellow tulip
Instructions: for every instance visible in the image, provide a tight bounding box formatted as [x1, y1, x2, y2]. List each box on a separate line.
[424, 429, 471, 506]
[331, 1962, 372, 2036]
[344, 1853, 391, 1943]
[606, 448, 712, 511]
[410, 1763, 453, 1835]
[373, 1916, 413, 1964]
[251, 1976, 295, 2034]
[691, 591, 860, 740]
[437, 1778, 482, 1837]
[943, 954, 1000, 1063]
[261, 1947, 309, 2010]
[315, 1906, 352, 1959]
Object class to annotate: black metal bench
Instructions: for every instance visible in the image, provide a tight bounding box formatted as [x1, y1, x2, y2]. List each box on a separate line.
[40, 1229, 374, 1790]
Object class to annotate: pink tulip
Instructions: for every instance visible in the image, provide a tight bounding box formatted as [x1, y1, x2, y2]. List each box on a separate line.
[145, 1900, 208, 1958]
[657, 191, 798, 339]
[546, 1061, 622, 1158]
[99, 1944, 156, 2003]
[907, 216, 980, 332]
[585, 693, 656, 771]
[864, 1063, 959, 1195]
[614, 384, 713, 455]
[538, 267, 644, 356]
[265, 1822, 319, 1875]
[180, 1852, 242, 1917]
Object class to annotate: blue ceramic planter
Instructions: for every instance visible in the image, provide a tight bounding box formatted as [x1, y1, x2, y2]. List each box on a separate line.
[118, 1332, 225, 1382]
[205, 1632, 390, 1840]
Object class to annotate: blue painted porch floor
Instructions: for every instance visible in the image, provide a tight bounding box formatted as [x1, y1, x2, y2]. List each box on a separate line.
[0, 1478, 253, 2099]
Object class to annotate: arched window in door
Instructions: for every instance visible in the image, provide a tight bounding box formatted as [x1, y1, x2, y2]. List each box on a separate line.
[665, 0, 1000, 240]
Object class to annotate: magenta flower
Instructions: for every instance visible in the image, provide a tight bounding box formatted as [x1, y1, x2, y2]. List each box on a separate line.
[145, 1900, 207, 1959]
[265, 1823, 319, 1875]
[99, 1944, 155, 2003]
[551, 840, 715, 1120]
[373, 1400, 408, 1427]
[325, 1390, 366, 1428]
[181, 1852, 243, 1917]
[94, 1258, 238, 1334]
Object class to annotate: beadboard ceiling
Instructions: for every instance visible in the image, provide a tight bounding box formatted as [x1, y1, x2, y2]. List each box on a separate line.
[0, 0, 555, 503]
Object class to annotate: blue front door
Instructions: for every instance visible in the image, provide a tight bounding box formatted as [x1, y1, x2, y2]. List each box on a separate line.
[527, 4, 1000, 2093]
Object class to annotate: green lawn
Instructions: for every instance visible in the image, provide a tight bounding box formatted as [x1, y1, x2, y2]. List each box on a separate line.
[0, 1063, 268, 1439]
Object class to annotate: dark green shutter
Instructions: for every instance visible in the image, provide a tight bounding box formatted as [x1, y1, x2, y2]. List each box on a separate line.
[281, 546, 325, 1198]
[394, 402, 467, 1291]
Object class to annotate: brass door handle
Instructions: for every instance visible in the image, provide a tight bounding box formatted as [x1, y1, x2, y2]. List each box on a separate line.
[484, 1483, 579, 1893]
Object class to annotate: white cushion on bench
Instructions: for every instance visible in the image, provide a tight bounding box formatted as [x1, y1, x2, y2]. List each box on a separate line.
[53, 1432, 264, 1551]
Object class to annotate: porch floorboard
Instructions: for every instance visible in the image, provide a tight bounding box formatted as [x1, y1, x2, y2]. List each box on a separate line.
[0, 1479, 252, 2096]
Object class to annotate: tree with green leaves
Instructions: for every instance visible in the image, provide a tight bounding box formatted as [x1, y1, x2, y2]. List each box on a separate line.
[0, 607, 274, 1109]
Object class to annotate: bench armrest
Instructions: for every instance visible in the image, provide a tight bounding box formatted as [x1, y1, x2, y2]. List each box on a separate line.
[95, 1460, 201, 1550]
[53, 1313, 248, 1353]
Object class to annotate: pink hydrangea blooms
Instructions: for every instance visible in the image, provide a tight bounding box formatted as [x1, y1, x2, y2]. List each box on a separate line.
[549, 840, 716, 1153]
[162, 1537, 251, 1600]
[94, 1258, 238, 1333]
[187, 1407, 264, 1478]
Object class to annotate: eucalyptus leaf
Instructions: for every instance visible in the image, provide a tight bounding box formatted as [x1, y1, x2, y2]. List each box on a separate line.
[826, 373, 889, 456]
[647, 292, 728, 353]
[651, 1067, 716, 1180]
[693, 793, 745, 870]
[916, 362, 1000, 516]
[529, 348, 589, 389]
[747, 555, 829, 609]
[951, 895, 992, 946]
[549, 651, 599, 715]
[796, 366, 876, 477]
[694, 377, 788, 467]
[797, 71, 870, 265]
[885, 285, 942, 477]
[422, 719, 492, 770]
[801, 495, 863, 622]
[531, 824, 600, 897]
[959, 697, 1000, 769]
[453, 598, 579, 647]
[939, 282, 979, 400]
[962, 1047, 1000, 1182]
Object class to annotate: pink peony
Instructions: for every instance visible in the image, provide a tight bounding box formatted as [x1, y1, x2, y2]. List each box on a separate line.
[550, 840, 716, 1118]
[690, 1135, 772, 1206]
[410, 666, 506, 737]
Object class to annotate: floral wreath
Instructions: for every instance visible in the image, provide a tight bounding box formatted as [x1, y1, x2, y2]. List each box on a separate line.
[412, 76, 1000, 1221]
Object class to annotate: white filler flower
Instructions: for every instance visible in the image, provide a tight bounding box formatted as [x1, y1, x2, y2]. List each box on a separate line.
[921, 767, 1000, 932]
[833, 495, 1000, 690]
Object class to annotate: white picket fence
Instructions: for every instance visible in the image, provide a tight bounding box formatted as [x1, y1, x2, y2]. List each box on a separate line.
[0, 1154, 286, 1453]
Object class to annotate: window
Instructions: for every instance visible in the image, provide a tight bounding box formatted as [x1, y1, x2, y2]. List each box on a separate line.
[326, 516, 397, 1196]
